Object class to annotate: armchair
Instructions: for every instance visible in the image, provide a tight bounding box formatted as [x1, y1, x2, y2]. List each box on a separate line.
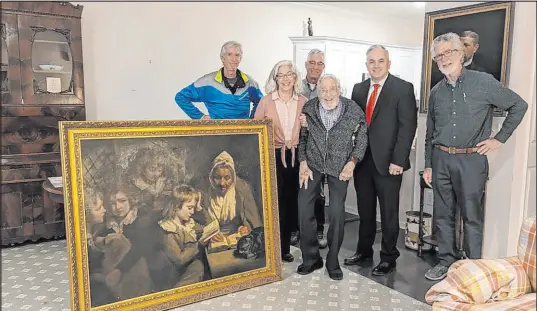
[425, 217, 536, 311]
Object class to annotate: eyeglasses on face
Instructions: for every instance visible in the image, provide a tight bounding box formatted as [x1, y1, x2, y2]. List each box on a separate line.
[433, 49, 458, 62]
[275, 72, 296, 80]
[319, 88, 338, 95]
[307, 61, 325, 68]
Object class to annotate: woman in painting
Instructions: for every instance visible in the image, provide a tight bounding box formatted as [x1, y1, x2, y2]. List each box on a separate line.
[154, 185, 210, 290]
[254, 60, 306, 262]
[84, 187, 115, 307]
[96, 184, 156, 301]
[205, 151, 263, 242]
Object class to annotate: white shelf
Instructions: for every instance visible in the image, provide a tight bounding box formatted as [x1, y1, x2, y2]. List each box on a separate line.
[33, 39, 68, 45]
[33, 69, 70, 74]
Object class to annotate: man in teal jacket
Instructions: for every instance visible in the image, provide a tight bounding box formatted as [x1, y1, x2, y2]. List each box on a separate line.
[175, 41, 263, 119]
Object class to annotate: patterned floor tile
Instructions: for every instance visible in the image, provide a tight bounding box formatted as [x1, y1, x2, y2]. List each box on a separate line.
[1, 240, 431, 311]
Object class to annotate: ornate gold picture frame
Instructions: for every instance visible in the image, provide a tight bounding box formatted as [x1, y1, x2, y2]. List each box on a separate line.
[420, 1, 515, 116]
[59, 119, 282, 311]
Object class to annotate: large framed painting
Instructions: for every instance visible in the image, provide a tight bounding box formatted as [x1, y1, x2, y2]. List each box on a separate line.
[58, 119, 282, 311]
[420, 1, 515, 116]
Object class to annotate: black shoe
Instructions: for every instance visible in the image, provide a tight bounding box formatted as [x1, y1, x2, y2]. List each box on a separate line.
[372, 261, 396, 276]
[297, 258, 323, 275]
[282, 253, 294, 262]
[327, 269, 343, 280]
[290, 231, 299, 245]
[343, 253, 373, 266]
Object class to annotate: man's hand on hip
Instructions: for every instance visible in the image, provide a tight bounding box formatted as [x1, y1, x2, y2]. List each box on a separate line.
[476, 138, 503, 155]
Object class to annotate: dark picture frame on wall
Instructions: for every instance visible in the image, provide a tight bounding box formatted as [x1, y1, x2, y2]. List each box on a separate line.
[419, 1, 515, 116]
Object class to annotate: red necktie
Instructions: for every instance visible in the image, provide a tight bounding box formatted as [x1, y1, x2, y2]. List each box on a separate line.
[366, 84, 380, 125]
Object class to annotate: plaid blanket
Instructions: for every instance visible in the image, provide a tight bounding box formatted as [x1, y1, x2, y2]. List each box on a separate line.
[426, 218, 536, 311]
[518, 218, 536, 292]
[431, 293, 536, 311]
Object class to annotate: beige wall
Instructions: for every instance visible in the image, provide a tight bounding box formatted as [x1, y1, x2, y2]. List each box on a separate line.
[75, 2, 425, 230]
[75, 2, 423, 121]
[415, 2, 537, 258]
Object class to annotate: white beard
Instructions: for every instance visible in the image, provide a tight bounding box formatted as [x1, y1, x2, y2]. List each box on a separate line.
[320, 98, 338, 110]
[439, 63, 457, 76]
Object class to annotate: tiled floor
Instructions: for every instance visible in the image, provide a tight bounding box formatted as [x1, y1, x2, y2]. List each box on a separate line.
[1, 239, 431, 311]
[1, 218, 438, 311]
[333, 217, 439, 303]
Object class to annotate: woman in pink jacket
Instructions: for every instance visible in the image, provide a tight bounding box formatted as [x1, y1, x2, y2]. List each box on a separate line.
[254, 60, 307, 262]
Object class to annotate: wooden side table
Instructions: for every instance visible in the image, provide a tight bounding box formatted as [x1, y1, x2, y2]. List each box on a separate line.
[42, 180, 64, 205]
[38, 180, 66, 240]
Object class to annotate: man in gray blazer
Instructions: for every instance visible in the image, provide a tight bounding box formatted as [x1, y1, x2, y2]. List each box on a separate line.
[296, 74, 368, 281]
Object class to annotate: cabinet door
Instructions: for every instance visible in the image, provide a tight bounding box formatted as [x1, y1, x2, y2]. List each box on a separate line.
[1, 155, 62, 245]
[17, 14, 84, 105]
[325, 42, 367, 98]
[1, 13, 22, 106]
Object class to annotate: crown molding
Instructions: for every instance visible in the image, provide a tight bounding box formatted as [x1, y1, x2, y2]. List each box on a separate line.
[267, 1, 368, 19]
[289, 36, 421, 51]
[269, 1, 423, 21]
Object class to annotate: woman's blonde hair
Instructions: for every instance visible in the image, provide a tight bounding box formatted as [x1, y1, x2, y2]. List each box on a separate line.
[264, 60, 302, 96]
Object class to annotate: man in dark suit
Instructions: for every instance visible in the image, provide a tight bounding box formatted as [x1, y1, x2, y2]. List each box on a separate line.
[343, 45, 418, 276]
[460, 30, 486, 73]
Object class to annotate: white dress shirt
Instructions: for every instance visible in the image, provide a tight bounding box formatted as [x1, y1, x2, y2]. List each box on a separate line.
[367, 74, 389, 110]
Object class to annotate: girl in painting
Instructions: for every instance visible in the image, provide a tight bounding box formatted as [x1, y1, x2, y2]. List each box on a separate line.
[155, 185, 210, 290]
[206, 151, 263, 242]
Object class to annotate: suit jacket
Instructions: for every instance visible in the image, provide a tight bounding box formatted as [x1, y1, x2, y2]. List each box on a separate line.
[464, 60, 486, 73]
[351, 73, 417, 176]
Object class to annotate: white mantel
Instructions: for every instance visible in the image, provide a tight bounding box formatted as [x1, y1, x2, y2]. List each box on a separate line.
[289, 36, 422, 101]
[289, 36, 420, 50]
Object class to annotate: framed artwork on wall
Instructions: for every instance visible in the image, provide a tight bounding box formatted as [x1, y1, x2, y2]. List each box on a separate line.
[420, 1, 515, 116]
[58, 119, 282, 311]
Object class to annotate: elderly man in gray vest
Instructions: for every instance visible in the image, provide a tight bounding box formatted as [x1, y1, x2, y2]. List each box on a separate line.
[296, 74, 368, 281]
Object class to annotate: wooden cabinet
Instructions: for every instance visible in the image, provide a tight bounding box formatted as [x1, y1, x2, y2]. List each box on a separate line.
[1, 2, 85, 245]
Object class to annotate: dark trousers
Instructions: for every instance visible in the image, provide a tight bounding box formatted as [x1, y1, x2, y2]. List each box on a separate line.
[314, 176, 326, 232]
[275, 148, 299, 255]
[294, 177, 325, 233]
[354, 148, 403, 263]
[298, 167, 348, 271]
[432, 147, 488, 267]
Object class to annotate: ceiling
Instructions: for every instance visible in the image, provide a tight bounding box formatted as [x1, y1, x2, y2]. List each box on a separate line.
[314, 1, 426, 19]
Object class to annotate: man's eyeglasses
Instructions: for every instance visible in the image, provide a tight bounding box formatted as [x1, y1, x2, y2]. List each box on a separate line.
[276, 72, 296, 80]
[307, 61, 325, 68]
[319, 88, 338, 95]
[433, 49, 458, 62]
